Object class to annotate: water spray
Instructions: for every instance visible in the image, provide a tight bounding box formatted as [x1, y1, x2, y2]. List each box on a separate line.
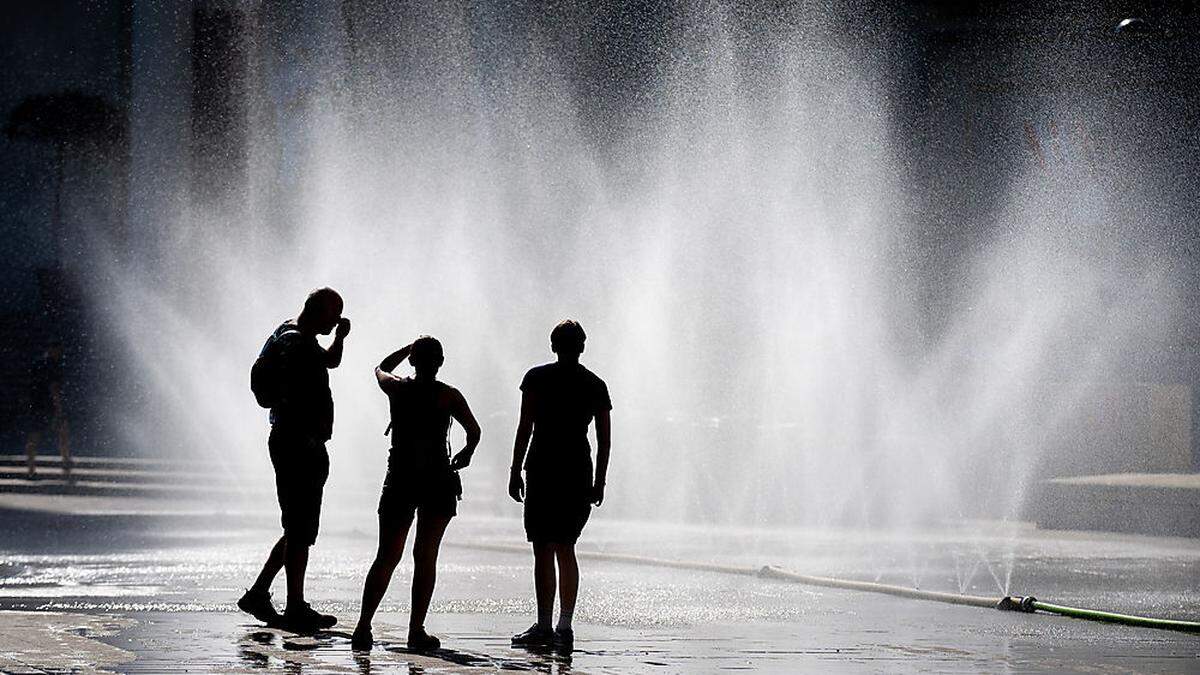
[457, 543, 1200, 634]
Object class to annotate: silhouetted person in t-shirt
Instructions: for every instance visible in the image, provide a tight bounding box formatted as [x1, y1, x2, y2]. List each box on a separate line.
[24, 341, 71, 481]
[239, 287, 350, 633]
[509, 320, 611, 650]
[352, 336, 481, 653]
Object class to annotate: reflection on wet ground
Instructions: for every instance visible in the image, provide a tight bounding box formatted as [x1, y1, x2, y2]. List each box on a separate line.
[0, 513, 1197, 672]
[0, 611, 135, 673]
[90, 608, 1199, 673]
[133, 616, 583, 673]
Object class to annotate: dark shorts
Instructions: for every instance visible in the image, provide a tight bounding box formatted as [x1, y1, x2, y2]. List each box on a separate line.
[269, 427, 329, 547]
[523, 474, 592, 545]
[377, 456, 460, 525]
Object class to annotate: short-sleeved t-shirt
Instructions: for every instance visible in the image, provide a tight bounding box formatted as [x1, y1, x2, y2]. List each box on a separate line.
[267, 321, 334, 441]
[379, 376, 453, 468]
[520, 362, 611, 476]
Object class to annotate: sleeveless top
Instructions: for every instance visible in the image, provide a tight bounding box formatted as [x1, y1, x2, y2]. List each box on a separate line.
[384, 377, 452, 471]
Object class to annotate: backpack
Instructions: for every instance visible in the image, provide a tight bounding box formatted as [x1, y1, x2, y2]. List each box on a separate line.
[249, 326, 298, 409]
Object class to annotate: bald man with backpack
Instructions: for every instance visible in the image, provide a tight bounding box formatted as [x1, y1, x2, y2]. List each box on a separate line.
[240, 287, 350, 633]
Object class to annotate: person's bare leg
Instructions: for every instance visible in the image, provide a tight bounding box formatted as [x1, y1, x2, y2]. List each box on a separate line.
[355, 516, 413, 633]
[284, 541, 310, 611]
[24, 432, 40, 477]
[57, 421, 71, 479]
[533, 543, 557, 629]
[555, 545, 579, 630]
[251, 535, 287, 594]
[409, 515, 451, 634]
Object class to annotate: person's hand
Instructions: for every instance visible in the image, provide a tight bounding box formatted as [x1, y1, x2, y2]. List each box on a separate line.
[450, 449, 473, 471]
[508, 470, 525, 503]
[335, 317, 351, 338]
[591, 482, 605, 507]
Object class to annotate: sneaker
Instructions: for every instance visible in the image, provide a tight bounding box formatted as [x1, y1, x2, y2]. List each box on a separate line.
[553, 627, 574, 650]
[350, 627, 373, 652]
[511, 623, 554, 647]
[282, 602, 337, 632]
[407, 627, 441, 652]
[237, 589, 279, 624]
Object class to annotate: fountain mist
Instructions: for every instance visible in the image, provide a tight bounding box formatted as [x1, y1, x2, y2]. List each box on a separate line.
[99, 2, 1184, 548]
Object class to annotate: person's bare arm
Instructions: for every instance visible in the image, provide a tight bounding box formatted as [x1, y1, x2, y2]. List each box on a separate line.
[375, 343, 413, 388]
[449, 389, 482, 470]
[592, 409, 611, 506]
[324, 318, 352, 368]
[508, 390, 535, 502]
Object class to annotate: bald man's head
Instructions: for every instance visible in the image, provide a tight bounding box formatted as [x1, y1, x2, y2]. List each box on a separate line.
[298, 287, 344, 335]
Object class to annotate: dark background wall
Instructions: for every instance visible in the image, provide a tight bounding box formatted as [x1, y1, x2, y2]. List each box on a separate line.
[0, 0, 131, 453]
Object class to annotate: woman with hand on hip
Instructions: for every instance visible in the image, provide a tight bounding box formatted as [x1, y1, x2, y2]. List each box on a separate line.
[352, 336, 481, 652]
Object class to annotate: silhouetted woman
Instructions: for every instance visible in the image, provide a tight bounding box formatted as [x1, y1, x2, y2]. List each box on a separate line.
[352, 336, 480, 652]
[509, 320, 611, 650]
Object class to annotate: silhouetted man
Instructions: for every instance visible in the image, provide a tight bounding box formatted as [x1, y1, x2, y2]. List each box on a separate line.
[239, 287, 350, 632]
[24, 341, 71, 481]
[509, 320, 611, 650]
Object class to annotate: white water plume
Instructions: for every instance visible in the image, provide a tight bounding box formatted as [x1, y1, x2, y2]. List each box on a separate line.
[96, 2, 1182, 547]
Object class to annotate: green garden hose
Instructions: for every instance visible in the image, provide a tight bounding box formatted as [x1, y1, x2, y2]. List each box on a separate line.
[998, 595, 1200, 633]
[453, 542, 1200, 633]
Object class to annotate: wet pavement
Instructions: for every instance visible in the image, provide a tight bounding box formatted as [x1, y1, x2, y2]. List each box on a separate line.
[0, 505, 1197, 673]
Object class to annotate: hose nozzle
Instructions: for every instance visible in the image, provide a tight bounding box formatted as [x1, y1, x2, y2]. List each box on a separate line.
[996, 596, 1038, 613]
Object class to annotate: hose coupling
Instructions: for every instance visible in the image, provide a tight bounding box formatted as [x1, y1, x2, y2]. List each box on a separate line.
[996, 596, 1038, 613]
